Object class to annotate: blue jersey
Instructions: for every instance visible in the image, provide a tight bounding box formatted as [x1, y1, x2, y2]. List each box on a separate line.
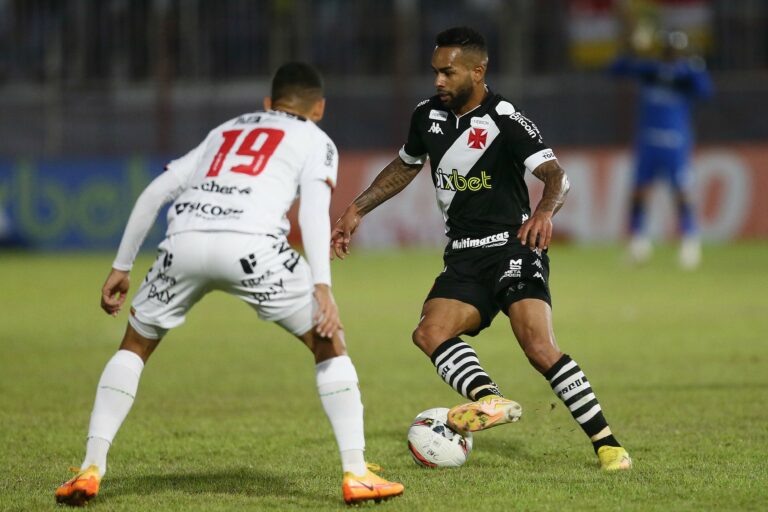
[610, 56, 713, 150]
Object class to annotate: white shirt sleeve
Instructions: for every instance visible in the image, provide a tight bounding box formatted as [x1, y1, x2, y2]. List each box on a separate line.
[165, 135, 210, 186]
[297, 133, 338, 285]
[112, 171, 187, 271]
[298, 178, 332, 285]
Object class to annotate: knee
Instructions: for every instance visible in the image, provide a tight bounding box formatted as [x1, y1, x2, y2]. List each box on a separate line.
[120, 324, 161, 363]
[411, 324, 447, 356]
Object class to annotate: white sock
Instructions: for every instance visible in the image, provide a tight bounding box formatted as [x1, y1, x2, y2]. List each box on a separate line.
[316, 355, 367, 476]
[81, 437, 110, 476]
[81, 350, 144, 477]
[341, 449, 367, 477]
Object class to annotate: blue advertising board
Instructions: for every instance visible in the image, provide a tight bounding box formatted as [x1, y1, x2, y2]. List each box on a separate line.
[0, 157, 169, 250]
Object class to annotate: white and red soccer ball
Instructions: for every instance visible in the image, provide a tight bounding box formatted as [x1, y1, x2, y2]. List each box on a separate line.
[407, 407, 473, 468]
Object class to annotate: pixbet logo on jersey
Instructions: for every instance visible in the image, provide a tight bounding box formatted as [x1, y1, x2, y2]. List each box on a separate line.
[435, 168, 492, 192]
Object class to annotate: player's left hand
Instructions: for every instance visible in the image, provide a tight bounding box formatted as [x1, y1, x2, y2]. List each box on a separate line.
[517, 211, 553, 251]
[313, 284, 343, 338]
[101, 268, 130, 317]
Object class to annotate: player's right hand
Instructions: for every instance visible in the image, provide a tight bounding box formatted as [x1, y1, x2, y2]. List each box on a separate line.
[101, 269, 130, 317]
[331, 206, 361, 260]
[313, 284, 342, 338]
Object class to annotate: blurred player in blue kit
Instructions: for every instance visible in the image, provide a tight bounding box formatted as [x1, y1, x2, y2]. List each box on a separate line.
[610, 30, 714, 269]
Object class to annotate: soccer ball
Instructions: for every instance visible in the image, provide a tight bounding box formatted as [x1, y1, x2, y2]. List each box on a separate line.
[407, 407, 473, 468]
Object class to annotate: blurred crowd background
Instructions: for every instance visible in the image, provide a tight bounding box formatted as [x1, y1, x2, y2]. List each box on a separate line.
[0, 0, 766, 249]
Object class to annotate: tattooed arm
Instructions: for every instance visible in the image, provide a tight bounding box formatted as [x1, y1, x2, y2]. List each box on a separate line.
[331, 156, 423, 259]
[517, 159, 570, 250]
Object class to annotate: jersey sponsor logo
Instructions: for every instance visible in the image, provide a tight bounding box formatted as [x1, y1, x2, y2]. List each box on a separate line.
[429, 109, 448, 121]
[435, 168, 492, 192]
[234, 114, 262, 125]
[470, 117, 490, 128]
[324, 142, 336, 167]
[451, 231, 509, 250]
[193, 180, 252, 195]
[509, 112, 542, 142]
[540, 150, 555, 160]
[468, 128, 488, 149]
[173, 201, 244, 218]
[427, 122, 444, 135]
[500, 258, 523, 280]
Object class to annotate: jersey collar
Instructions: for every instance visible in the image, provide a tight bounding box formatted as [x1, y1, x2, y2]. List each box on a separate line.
[451, 86, 494, 120]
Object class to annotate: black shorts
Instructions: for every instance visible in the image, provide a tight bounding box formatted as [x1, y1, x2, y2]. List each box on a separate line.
[425, 241, 551, 336]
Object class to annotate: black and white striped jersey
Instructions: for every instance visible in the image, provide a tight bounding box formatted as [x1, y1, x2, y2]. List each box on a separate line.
[399, 91, 557, 241]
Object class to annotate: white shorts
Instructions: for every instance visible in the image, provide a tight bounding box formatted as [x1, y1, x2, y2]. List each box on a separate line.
[129, 231, 315, 339]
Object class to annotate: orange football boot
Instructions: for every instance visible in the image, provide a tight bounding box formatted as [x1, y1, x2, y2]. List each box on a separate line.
[342, 463, 404, 504]
[54, 465, 101, 507]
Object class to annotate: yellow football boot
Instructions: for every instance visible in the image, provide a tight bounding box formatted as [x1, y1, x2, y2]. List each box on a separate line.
[597, 446, 632, 471]
[447, 395, 522, 433]
[54, 465, 101, 506]
[342, 463, 404, 504]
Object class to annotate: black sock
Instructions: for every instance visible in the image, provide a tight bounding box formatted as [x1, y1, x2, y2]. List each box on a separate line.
[431, 338, 502, 400]
[544, 354, 621, 452]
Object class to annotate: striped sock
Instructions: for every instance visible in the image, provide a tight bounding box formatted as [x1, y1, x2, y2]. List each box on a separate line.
[545, 354, 621, 452]
[430, 338, 502, 400]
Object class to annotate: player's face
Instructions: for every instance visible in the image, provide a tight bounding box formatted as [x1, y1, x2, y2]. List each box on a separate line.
[432, 47, 474, 111]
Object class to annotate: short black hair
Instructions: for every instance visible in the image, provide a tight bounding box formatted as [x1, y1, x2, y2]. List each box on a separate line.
[271, 62, 324, 106]
[435, 26, 487, 54]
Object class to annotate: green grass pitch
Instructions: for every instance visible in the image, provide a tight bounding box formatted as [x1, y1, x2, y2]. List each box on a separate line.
[1, 243, 767, 511]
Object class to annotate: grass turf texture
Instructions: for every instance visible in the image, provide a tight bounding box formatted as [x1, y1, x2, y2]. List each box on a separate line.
[1, 243, 767, 511]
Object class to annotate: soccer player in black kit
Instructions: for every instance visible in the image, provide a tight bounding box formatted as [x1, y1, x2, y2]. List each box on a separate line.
[332, 27, 631, 470]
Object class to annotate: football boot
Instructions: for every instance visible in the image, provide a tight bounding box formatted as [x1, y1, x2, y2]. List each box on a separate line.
[597, 446, 632, 471]
[447, 395, 522, 433]
[342, 463, 404, 504]
[54, 465, 101, 506]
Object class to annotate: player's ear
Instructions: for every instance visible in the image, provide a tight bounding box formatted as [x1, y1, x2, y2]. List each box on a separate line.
[263, 97, 273, 111]
[472, 63, 485, 84]
[310, 98, 326, 122]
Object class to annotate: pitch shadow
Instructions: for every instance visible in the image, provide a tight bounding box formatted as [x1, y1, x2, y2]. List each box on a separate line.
[105, 467, 319, 501]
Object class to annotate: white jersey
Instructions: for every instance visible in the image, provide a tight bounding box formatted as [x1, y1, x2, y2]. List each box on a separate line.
[165, 110, 338, 237]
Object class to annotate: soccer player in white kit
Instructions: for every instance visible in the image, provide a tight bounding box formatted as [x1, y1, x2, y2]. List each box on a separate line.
[55, 62, 404, 506]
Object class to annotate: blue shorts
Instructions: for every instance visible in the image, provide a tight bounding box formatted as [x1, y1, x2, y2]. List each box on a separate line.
[634, 145, 691, 191]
